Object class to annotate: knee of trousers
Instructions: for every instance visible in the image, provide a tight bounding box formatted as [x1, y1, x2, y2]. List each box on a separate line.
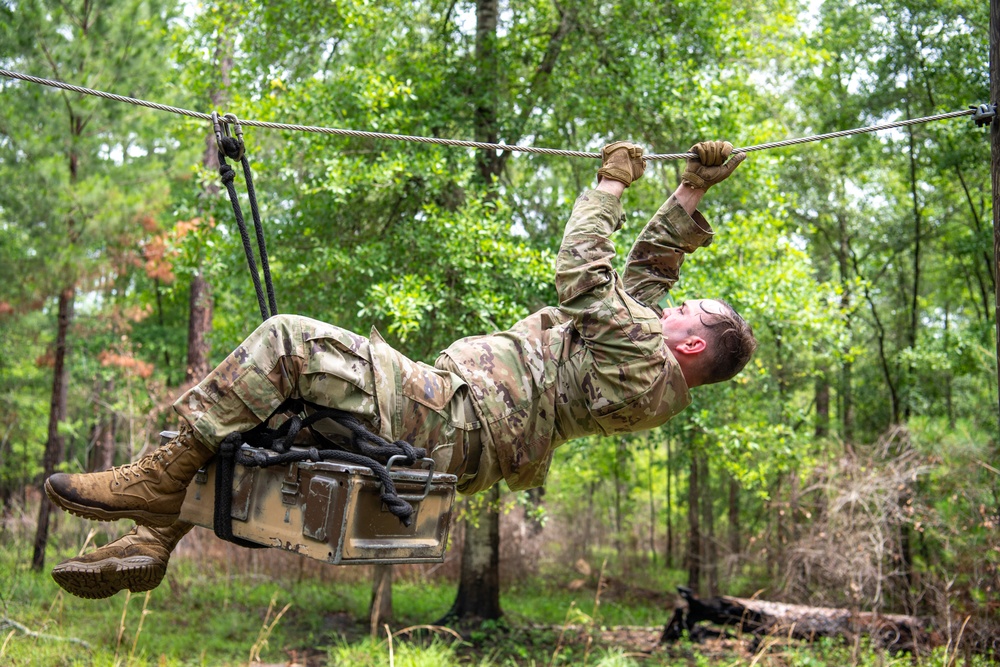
[260, 314, 306, 339]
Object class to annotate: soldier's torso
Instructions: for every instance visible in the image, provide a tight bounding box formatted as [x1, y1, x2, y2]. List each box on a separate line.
[441, 292, 690, 490]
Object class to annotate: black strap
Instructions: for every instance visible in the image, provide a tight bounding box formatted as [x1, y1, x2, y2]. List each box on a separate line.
[213, 433, 267, 549]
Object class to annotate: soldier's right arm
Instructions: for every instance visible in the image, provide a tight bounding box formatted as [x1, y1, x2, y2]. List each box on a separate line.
[553, 189, 649, 352]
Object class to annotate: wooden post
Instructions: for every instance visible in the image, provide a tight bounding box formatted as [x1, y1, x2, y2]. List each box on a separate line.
[993, 0, 1000, 433]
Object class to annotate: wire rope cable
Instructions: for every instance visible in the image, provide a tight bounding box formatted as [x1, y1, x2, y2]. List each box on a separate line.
[0, 67, 981, 160]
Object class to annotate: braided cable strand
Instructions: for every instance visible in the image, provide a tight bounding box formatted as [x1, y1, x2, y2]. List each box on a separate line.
[1, 68, 980, 161]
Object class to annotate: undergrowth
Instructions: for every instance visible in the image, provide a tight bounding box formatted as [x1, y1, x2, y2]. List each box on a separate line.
[0, 531, 995, 666]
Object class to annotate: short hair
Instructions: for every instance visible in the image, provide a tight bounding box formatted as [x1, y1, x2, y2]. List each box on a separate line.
[696, 300, 757, 385]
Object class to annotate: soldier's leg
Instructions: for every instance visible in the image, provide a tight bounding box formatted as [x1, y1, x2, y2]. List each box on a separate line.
[46, 315, 379, 527]
[175, 314, 379, 445]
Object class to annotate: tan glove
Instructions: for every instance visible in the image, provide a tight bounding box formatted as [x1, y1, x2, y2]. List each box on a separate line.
[597, 141, 646, 187]
[681, 141, 746, 190]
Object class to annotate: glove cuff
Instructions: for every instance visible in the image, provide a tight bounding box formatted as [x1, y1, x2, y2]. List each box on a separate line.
[598, 166, 636, 187]
[680, 173, 709, 190]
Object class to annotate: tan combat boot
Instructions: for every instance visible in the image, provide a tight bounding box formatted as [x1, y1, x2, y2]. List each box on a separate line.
[51, 521, 193, 599]
[44, 426, 215, 527]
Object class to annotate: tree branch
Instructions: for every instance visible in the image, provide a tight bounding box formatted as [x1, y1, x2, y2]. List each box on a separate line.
[0, 617, 92, 649]
[497, 2, 578, 174]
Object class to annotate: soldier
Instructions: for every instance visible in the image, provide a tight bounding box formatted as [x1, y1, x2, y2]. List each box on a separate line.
[46, 140, 753, 599]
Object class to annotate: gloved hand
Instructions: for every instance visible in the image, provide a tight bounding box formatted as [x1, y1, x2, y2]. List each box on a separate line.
[597, 141, 646, 188]
[681, 141, 746, 190]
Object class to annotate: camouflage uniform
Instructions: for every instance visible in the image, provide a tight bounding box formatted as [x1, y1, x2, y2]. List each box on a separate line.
[173, 190, 713, 495]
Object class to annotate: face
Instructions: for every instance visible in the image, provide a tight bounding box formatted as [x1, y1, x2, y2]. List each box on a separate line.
[659, 298, 724, 344]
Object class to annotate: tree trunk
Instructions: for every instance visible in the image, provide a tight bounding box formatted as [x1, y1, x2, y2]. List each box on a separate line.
[581, 480, 595, 560]
[727, 475, 740, 569]
[944, 304, 955, 428]
[474, 0, 500, 185]
[701, 456, 717, 596]
[665, 436, 674, 569]
[369, 564, 393, 636]
[662, 588, 927, 652]
[853, 251, 900, 425]
[686, 451, 702, 594]
[444, 486, 503, 623]
[525, 487, 545, 535]
[815, 370, 830, 439]
[789, 470, 801, 543]
[185, 272, 213, 382]
[443, 0, 505, 624]
[647, 437, 656, 566]
[835, 211, 856, 445]
[769, 475, 783, 579]
[614, 437, 627, 573]
[89, 377, 115, 472]
[904, 103, 922, 421]
[32, 286, 74, 571]
[184, 31, 232, 385]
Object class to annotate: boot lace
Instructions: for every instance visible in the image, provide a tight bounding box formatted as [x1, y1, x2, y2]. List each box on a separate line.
[111, 442, 178, 484]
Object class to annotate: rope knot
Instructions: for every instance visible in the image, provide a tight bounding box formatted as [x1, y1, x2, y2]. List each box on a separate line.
[220, 135, 245, 160]
[219, 162, 236, 185]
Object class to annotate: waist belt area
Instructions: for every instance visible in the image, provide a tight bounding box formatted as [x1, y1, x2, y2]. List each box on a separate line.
[460, 394, 483, 483]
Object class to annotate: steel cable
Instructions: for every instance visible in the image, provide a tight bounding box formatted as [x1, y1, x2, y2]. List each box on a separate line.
[0, 68, 980, 161]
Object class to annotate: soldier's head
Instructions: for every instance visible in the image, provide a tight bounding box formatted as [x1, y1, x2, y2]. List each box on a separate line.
[660, 299, 756, 387]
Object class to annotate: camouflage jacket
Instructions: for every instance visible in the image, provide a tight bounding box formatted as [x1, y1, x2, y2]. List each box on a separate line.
[440, 190, 715, 493]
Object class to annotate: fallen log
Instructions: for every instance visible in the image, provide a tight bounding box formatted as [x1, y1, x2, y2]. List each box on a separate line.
[661, 587, 929, 653]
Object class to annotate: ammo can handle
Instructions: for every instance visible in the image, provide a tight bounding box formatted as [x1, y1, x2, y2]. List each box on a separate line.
[385, 456, 435, 502]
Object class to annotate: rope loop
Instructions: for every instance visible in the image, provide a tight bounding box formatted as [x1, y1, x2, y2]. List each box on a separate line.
[211, 118, 277, 322]
[219, 135, 244, 161]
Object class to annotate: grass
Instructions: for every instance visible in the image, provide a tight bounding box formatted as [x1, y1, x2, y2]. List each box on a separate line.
[1, 534, 996, 666]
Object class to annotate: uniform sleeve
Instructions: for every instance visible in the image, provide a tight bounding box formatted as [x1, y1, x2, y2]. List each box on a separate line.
[555, 190, 650, 356]
[622, 195, 715, 314]
[555, 190, 623, 307]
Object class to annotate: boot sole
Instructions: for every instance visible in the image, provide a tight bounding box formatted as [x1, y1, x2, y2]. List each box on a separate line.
[44, 479, 179, 528]
[51, 556, 166, 599]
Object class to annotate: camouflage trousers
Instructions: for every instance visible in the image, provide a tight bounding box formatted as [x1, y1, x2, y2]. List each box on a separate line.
[173, 315, 483, 487]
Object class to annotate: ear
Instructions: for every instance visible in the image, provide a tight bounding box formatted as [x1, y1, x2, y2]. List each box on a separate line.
[674, 335, 706, 356]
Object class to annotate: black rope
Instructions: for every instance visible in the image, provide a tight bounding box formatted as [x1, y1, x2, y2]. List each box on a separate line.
[217, 136, 273, 321]
[213, 433, 268, 549]
[238, 151, 278, 318]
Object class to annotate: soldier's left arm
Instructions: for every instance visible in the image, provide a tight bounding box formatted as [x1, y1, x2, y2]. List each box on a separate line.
[621, 183, 715, 314]
[623, 142, 746, 311]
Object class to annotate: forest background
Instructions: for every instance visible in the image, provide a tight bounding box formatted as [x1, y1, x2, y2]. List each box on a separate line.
[0, 0, 997, 664]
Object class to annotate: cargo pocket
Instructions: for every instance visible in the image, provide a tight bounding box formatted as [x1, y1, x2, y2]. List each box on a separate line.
[592, 389, 651, 435]
[299, 327, 378, 422]
[398, 356, 456, 415]
[395, 356, 471, 460]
